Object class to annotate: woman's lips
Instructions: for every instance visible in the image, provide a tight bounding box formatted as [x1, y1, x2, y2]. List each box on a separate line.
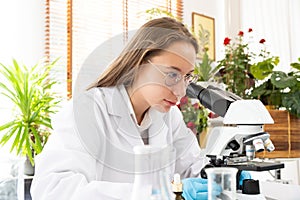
[164, 99, 177, 106]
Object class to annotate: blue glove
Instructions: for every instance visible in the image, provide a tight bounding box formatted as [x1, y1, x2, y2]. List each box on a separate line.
[239, 171, 252, 187]
[182, 178, 221, 200]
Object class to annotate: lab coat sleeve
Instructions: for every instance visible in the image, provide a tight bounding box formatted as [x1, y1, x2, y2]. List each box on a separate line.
[30, 92, 132, 200]
[170, 107, 207, 179]
[31, 132, 132, 200]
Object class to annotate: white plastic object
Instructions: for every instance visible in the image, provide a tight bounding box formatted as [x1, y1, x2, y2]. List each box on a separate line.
[253, 138, 265, 152]
[205, 167, 238, 200]
[173, 173, 181, 184]
[172, 173, 183, 193]
[263, 138, 275, 152]
[223, 100, 274, 125]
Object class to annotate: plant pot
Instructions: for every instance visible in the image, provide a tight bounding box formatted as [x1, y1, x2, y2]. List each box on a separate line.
[24, 156, 35, 176]
[256, 109, 300, 158]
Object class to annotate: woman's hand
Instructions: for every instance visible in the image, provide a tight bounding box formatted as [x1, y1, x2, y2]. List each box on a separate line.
[182, 178, 221, 200]
[239, 171, 252, 187]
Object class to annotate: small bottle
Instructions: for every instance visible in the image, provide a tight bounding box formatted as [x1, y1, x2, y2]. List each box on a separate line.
[172, 173, 185, 200]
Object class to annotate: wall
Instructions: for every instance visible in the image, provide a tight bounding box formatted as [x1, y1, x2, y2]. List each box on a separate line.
[0, 1, 45, 66]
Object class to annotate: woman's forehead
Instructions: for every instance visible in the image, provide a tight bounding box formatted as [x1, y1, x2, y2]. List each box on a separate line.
[151, 43, 196, 70]
[164, 42, 196, 65]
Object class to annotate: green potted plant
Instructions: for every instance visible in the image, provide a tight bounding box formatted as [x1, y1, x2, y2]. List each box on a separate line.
[194, 47, 221, 83]
[0, 59, 61, 173]
[145, 8, 178, 20]
[250, 57, 300, 118]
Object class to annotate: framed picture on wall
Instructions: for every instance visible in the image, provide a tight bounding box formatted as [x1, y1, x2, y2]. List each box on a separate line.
[192, 12, 215, 60]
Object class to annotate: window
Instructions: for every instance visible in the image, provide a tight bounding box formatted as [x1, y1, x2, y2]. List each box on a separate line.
[45, 0, 183, 99]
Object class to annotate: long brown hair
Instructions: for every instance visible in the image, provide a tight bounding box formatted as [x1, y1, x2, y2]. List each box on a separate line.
[88, 17, 198, 89]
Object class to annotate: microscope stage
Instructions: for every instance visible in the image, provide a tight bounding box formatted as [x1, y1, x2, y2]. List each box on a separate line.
[224, 161, 284, 171]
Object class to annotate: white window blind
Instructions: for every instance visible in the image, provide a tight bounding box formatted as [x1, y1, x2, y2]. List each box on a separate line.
[45, 0, 69, 98]
[45, 0, 183, 98]
[72, 0, 123, 96]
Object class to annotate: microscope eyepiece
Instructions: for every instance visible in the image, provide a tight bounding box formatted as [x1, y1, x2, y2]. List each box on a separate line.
[226, 140, 240, 151]
[186, 82, 235, 117]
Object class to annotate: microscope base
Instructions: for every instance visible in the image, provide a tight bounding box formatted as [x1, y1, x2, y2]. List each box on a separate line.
[236, 192, 266, 200]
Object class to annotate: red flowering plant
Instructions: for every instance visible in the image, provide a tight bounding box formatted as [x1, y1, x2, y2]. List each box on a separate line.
[178, 96, 209, 137]
[250, 38, 280, 80]
[217, 28, 279, 99]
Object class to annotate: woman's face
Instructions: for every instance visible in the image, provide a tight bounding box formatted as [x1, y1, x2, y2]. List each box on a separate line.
[133, 41, 197, 113]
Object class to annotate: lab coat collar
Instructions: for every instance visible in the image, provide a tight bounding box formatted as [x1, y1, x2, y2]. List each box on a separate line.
[103, 85, 126, 117]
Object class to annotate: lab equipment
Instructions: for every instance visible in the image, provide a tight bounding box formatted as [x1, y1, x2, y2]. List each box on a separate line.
[186, 83, 284, 167]
[205, 167, 238, 200]
[242, 179, 260, 195]
[186, 82, 285, 198]
[245, 145, 255, 160]
[171, 173, 185, 200]
[131, 145, 174, 200]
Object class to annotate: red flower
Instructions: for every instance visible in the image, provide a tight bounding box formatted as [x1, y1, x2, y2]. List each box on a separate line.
[238, 31, 244, 36]
[192, 103, 199, 110]
[187, 121, 195, 129]
[180, 96, 188, 105]
[259, 39, 266, 44]
[208, 112, 219, 118]
[248, 28, 253, 32]
[224, 37, 231, 46]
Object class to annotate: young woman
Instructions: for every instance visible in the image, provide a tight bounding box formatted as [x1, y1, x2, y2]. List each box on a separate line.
[31, 17, 247, 200]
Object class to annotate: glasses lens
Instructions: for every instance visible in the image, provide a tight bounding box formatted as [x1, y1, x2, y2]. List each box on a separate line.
[165, 72, 181, 86]
[183, 74, 198, 85]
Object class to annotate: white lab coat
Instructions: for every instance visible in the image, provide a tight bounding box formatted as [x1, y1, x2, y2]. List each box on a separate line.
[30, 85, 206, 200]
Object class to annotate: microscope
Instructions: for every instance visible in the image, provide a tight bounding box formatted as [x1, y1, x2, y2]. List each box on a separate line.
[186, 83, 285, 196]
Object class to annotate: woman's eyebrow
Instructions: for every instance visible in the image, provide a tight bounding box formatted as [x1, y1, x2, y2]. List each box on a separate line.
[168, 65, 194, 74]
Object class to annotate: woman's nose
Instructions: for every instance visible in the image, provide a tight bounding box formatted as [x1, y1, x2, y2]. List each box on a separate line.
[171, 79, 187, 100]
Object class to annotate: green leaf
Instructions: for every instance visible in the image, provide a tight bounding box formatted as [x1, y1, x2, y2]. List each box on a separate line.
[30, 127, 43, 154]
[25, 137, 34, 166]
[290, 61, 300, 71]
[271, 71, 297, 89]
[250, 57, 279, 80]
[0, 121, 16, 131]
[11, 126, 22, 152]
[282, 91, 300, 118]
[16, 125, 28, 154]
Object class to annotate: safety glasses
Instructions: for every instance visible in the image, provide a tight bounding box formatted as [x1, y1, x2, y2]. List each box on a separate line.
[148, 60, 198, 87]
